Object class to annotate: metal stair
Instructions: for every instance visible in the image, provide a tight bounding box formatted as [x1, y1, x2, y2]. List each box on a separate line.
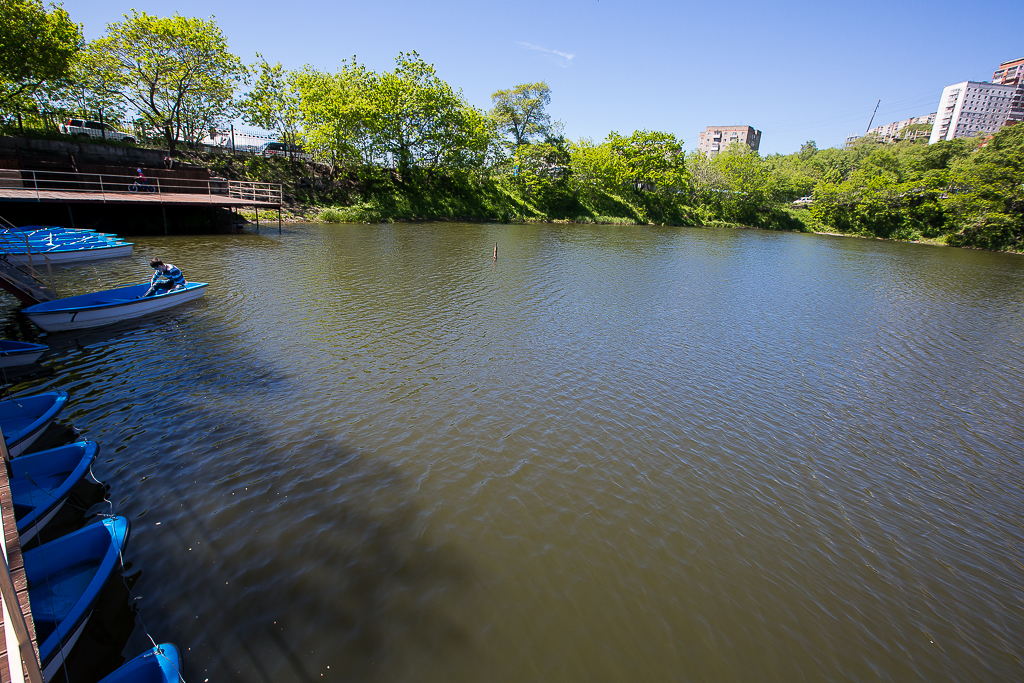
[0, 216, 57, 305]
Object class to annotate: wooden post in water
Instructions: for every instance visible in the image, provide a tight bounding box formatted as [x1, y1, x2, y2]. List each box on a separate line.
[278, 208, 282, 234]
[255, 206, 259, 233]
[493, 242, 498, 261]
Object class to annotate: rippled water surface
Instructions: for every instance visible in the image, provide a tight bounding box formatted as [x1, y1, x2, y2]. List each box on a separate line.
[3, 223, 1024, 682]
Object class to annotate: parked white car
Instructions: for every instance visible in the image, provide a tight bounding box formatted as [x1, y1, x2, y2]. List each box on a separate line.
[60, 118, 137, 144]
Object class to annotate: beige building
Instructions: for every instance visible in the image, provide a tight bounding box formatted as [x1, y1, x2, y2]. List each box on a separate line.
[860, 113, 936, 144]
[697, 126, 761, 155]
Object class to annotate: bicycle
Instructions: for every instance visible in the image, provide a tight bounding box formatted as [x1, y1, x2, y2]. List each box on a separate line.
[128, 181, 156, 193]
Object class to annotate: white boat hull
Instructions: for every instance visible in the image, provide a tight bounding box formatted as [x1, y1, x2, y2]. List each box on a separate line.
[19, 499, 65, 543]
[26, 286, 207, 332]
[0, 350, 44, 367]
[3, 243, 133, 265]
[8, 425, 46, 458]
[42, 611, 90, 681]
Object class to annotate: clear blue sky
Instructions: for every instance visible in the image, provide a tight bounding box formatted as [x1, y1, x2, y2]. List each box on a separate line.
[62, 0, 1022, 155]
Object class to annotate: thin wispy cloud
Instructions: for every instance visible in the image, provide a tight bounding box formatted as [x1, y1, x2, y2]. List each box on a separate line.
[517, 42, 575, 66]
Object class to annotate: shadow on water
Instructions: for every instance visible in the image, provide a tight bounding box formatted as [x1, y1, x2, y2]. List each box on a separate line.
[152, 417, 475, 683]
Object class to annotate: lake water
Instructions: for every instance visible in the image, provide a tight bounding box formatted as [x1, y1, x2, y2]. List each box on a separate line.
[3, 223, 1023, 682]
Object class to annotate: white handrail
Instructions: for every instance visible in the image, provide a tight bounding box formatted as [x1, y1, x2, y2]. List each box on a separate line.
[3, 169, 282, 204]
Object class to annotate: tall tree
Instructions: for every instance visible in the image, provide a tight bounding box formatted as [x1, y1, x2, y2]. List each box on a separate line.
[85, 11, 242, 156]
[292, 61, 376, 171]
[0, 0, 82, 113]
[607, 130, 686, 193]
[366, 52, 492, 177]
[490, 82, 553, 149]
[238, 55, 303, 161]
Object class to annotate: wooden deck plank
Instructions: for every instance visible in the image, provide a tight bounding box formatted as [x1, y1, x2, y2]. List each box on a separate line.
[0, 453, 39, 683]
[0, 187, 280, 209]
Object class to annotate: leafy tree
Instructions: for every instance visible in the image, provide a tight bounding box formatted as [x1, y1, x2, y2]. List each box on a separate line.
[606, 129, 685, 194]
[568, 137, 622, 202]
[292, 62, 376, 171]
[944, 124, 1024, 250]
[85, 11, 243, 155]
[238, 55, 303, 161]
[490, 81, 554, 149]
[713, 145, 777, 225]
[799, 140, 817, 160]
[0, 0, 82, 114]
[366, 52, 492, 176]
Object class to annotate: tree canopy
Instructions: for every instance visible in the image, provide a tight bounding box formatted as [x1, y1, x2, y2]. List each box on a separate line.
[490, 82, 554, 149]
[85, 11, 242, 155]
[0, 0, 82, 112]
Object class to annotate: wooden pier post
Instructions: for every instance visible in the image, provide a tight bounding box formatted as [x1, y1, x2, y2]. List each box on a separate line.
[493, 242, 498, 261]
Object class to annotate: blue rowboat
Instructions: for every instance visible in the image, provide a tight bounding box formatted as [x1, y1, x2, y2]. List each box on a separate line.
[25, 516, 130, 681]
[0, 390, 68, 457]
[0, 340, 48, 367]
[11, 440, 98, 542]
[24, 282, 208, 332]
[98, 643, 183, 683]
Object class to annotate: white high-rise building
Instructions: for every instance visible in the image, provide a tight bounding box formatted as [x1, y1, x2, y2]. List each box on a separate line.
[929, 81, 1015, 144]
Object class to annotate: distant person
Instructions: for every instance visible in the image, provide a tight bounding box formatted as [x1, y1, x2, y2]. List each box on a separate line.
[135, 168, 148, 186]
[144, 258, 186, 297]
[163, 156, 174, 170]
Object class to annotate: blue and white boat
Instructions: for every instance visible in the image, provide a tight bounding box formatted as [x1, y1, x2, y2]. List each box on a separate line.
[98, 643, 183, 683]
[11, 440, 98, 542]
[24, 282, 208, 332]
[0, 340, 48, 367]
[0, 390, 68, 457]
[1, 227, 133, 264]
[25, 516, 130, 681]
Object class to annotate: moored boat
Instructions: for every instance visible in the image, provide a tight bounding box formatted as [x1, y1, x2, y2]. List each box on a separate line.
[0, 339, 48, 367]
[2, 242, 134, 265]
[24, 516, 130, 681]
[11, 440, 99, 542]
[97, 643, 183, 683]
[1, 226, 132, 264]
[23, 282, 208, 332]
[0, 390, 68, 457]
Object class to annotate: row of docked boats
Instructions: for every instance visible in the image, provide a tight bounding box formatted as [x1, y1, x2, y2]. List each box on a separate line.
[0, 226, 134, 264]
[0, 389, 183, 682]
[1, 225, 187, 680]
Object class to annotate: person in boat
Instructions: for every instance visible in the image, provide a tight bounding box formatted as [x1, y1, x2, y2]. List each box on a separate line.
[144, 258, 186, 296]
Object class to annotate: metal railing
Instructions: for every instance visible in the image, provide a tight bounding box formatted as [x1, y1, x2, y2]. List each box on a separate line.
[0, 168, 282, 205]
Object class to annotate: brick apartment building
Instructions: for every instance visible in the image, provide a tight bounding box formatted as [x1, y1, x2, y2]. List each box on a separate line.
[992, 57, 1024, 125]
[696, 126, 761, 155]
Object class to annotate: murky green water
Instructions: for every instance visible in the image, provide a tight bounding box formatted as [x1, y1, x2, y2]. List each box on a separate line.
[3, 223, 1023, 682]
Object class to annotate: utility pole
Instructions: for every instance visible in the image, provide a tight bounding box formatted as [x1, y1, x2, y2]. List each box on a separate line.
[865, 99, 881, 133]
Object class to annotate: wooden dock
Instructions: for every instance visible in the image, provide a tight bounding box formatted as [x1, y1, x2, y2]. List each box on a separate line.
[0, 187, 280, 209]
[0, 169, 282, 209]
[0, 430, 41, 683]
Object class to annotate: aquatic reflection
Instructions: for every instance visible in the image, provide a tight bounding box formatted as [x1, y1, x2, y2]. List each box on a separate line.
[1, 225, 1023, 682]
